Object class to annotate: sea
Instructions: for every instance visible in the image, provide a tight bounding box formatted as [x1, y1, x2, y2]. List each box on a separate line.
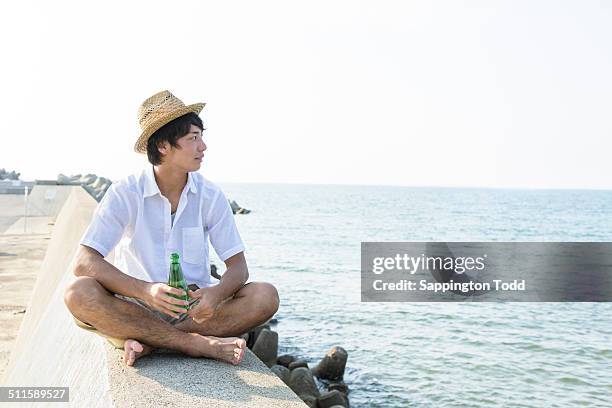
[212, 183, 612, 408]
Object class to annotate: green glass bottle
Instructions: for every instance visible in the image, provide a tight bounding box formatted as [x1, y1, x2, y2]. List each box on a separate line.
[168, 253, 190, 312]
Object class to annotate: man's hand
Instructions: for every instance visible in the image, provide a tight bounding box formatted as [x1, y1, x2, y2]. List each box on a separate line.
[187, 286, 224, 324]
[142, 282, 190, 319]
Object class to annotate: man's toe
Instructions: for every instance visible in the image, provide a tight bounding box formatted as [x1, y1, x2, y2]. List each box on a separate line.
[235, 348, 245, 363]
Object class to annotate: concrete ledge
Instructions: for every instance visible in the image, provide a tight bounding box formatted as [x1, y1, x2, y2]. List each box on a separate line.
[24, 185, 75, 217]
[3, 217, 55, 235]
[4, 187, 306, 407]
[107, 348, 306, 407]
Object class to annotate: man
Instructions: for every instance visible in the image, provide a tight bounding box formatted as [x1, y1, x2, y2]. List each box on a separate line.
[64, 90, 279, 367]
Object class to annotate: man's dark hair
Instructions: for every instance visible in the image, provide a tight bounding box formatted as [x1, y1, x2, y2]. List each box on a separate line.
[146, 112, 205, 165]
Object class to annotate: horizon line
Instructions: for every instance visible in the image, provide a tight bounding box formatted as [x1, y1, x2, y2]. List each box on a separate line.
[9, 174, 612, 193]
[211, 180, 612, 192]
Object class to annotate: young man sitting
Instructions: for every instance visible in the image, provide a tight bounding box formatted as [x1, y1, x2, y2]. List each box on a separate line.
[64, 90, 279, 367]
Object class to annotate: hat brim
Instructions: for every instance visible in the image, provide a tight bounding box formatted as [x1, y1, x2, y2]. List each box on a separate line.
[134, 102, 205, 154]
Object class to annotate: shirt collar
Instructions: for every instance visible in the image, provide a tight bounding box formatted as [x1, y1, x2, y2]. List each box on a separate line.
[143, 165, 198, 198]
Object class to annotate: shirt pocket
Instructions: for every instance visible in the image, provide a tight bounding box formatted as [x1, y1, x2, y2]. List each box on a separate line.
[182, 226, 206, 265]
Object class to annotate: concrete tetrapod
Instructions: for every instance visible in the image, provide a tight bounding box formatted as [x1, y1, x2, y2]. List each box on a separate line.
[271, 364, 291, 385]
[312, 346, 348, 381]
[251, 328, 278, 368]
[317, 390, 349, 408]
[247, 323, 271, 349]
[288, 359, 309, 370]
[277, 354, 295, 368]
[288, 367, 320, 401]
[328, 381, 349, 395]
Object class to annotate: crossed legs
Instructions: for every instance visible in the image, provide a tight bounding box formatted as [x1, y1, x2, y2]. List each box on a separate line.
[64, 276, 279, 366]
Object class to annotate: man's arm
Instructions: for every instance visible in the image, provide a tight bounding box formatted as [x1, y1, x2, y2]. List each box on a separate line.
[213, 251, 249, 300]
[74, 245, 149, 298]
[187, 252, 248, 323]
[190, 187, 248, 323]
[205, 188, 248, 299]
[74, 245, 189, 318]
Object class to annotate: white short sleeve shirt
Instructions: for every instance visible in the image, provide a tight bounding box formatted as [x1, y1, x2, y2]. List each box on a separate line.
[80, 165, 246, 288]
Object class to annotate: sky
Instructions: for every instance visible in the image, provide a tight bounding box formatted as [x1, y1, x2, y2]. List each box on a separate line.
[0, 0, 611, 189]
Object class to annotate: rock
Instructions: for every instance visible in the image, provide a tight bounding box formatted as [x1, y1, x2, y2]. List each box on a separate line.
[269, 317, 278, 325]
[317, 390, 349, 408]
[228, 199, 250, 215]
[288, 359, 309, 370]
[299, 394, 318, 408]
[0, 169, 20, 180]
[91, 177, 104, 189]
[276, 354, 295, 368]
[82, 184, 96, 197]
[99, 178, 111, 189]
[94, 190, 106, 202]
[288, 367, 319, 400]
[54, 173, 113, 202]
[94, 180, 112, 202]
[79, 174, 97, 185]
[328, 381, 350, 395]
[210, 264, 221, 280]
[246, 324, 270, 349]
[251, 328, 277, 367]
[312, 346, 348, 381]
[270, 365, 290, 385]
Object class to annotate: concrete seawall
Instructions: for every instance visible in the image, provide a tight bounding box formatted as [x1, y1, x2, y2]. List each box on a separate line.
[4, 186, 306, 407]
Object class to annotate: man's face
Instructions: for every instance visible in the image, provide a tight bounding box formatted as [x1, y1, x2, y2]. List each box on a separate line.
[159, 124, 207, 171]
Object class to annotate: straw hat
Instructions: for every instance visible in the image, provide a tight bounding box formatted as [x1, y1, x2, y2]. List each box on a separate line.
[134, 90, 205, 154]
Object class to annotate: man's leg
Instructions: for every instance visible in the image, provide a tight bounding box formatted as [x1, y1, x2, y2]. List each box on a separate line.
[64, 276, 246, 366]
[175, 282, 280, 337]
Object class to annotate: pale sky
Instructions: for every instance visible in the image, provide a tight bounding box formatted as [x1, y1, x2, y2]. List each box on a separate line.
[1, 0, 611, 189]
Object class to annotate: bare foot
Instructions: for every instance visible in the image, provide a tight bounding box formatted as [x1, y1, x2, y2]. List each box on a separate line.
[123, 339, 153, 366]
[187, 334, 247, 365]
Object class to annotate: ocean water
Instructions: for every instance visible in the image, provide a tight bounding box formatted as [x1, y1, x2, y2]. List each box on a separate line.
[213, 184, 612, 408]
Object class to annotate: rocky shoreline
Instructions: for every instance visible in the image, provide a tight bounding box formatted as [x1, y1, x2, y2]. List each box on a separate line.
[1, 170, 251, 214]
[57, 173, 251, 214]
[246, 321, 351, 408]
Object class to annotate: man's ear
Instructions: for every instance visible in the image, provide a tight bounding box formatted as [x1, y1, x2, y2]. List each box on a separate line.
[157, 140, 169, 155]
